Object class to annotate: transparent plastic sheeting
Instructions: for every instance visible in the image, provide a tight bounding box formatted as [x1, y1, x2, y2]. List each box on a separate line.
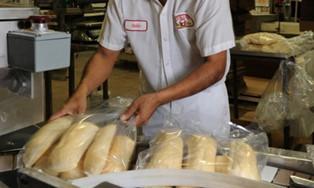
[256, 51, 314, 137]
[307, 145, 314, 167]
[240, 31, 314, 57]
[71, 169, 278, 188]
[20, 97, 137, 180]
[136, 119, 269, 183]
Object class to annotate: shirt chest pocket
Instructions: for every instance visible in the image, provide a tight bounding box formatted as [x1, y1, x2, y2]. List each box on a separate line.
[175, 27, 196, 45]
[174, 13, 196, 44]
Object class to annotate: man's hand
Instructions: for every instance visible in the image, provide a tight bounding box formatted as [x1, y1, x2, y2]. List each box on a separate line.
[121, 93, 162, 127]
[50, 46, 119, 121]
[49, 85, 88, 121]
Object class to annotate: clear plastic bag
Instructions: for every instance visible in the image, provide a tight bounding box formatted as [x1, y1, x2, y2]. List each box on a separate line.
[136, 119, 269, 183]
[255, 62, 290, 131]
[256, 53, 314, 137]
[287, 31, 314, 57]
[20, 97, 137, 180]
[240, 32, 292, 54]
[287, 52, 314, 138]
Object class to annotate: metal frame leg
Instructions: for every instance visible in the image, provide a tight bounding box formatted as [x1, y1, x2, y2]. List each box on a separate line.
[68, 51, 76, 97]
[44, 71, 52, 120]
[232, 57, 239, 119]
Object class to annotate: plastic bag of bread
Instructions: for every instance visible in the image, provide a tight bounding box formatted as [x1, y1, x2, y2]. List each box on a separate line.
[228, 140, 261, 181]
[101, 120, 137, 174]
[136, 127, 184, 171]
[83, 123, 117, 175]
[47, 118, 99, 172]
[182, 134, 217, 173]
[240, 32, 292, 54]
[224, 123, 269, 181]
[256, 63, 289, 132]
[23, 116, 74, 168]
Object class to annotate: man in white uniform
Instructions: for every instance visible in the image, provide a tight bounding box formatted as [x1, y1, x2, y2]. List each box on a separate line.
[52, 0, 235, 138]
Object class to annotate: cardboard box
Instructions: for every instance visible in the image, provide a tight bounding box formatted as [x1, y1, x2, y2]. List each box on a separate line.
[255, 0, 270, 7]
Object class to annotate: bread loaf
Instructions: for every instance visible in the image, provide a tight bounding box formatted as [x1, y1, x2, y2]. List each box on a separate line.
[23, 116, 73, 168]
[229, 141, 261, 181]
[215, 155, 230, 174]
[183, 135, 217, 172]
[84, 123, 117, 175]
[47, 122, 99, 172]
[145, 131, 183, 169]
[102, 135, 136, 173]
[60, 158, 85, 180]
[33, 147, 59, 177]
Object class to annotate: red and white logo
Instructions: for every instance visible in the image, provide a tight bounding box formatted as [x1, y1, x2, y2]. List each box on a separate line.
[175, 13, 194, 29]
[124, 20, 148, 32]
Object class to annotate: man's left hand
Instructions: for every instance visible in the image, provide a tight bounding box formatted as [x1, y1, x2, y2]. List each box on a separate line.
[120, 93, 162, 127]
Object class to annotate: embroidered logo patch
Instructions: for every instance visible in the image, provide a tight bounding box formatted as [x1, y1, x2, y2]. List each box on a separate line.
[124, 20, 148, 32]
[175, 13, 194, 29]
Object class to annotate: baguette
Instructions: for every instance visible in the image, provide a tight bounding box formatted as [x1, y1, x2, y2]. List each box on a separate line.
[23, 116, 73, 168]
[84, 123, 117, 175]
[33, 147, 59, 177]
[183, 135, 217, 172]
[102, 135, 136, 173]
[48, 122, 99, 172]
[215, 155, 230, 174]
[229, 141, 261, 181]
[145, 130, 183, 169]
[60, 158, 85, 180]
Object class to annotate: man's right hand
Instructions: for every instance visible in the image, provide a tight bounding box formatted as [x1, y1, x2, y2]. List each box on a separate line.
[49, 85, 88, 121]
[49, 46, 120, 121]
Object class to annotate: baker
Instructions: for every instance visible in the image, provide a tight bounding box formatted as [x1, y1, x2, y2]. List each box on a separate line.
[51, 0, 235, 139]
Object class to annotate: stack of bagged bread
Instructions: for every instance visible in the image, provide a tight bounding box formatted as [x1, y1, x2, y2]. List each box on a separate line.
[136, 129, 261, 184]
[22, 115, 136, 180]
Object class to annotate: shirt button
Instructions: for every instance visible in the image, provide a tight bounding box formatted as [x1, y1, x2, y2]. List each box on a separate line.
[163, 37, 168, 42]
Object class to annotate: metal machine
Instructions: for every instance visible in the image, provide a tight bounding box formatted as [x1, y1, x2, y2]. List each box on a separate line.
[0, 8, 70, 137]
[0, 6, 70, 187]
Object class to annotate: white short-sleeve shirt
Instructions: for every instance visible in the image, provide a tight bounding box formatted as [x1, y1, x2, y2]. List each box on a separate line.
[99, 0, 235, 138]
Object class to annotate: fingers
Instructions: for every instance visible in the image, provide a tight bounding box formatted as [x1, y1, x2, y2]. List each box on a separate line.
[49, 109, 71, 121]
[120, 101, 139, 121]
[135, 114, 147, 127]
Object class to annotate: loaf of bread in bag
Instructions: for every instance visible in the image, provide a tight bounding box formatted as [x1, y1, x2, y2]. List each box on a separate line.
[47, 122, 99, 172]
[84, 123, 117, 175]
[215, 155, 230, 174]
[183, 135, 217, 172]
[145, 130, 183, 169]
[23, 116, 73, 168]
[60, 158, 85, 180]
[229, 141, 261, 181]
[33, 146, 59, 177]
[102, 135, 136, 173]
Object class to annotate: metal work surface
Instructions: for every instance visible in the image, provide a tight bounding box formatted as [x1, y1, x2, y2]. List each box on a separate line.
[0, 71, 45, 136]
[266, 147, 314, 176]
[231, 46, 290, 60]
[0, 126, 38, 154]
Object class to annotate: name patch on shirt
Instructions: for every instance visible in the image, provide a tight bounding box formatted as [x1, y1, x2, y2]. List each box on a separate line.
[124, 20, 148, 32]
[175, 13, 194, 29]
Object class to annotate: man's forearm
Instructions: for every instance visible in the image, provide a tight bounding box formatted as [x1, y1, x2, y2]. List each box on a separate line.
[76, 47, 119, 96]
[157, 51, 227, 104]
